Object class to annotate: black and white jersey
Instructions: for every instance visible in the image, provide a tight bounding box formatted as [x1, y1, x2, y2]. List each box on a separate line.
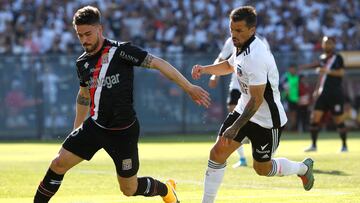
[76, 39, 147, 129]
[318, 53, 344, 95]
[220, 35, 271, 91]
[228, 35, 287, 129]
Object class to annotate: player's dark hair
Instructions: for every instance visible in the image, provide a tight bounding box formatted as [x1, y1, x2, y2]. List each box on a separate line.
[73, 5, 101, 26]
[230, 6, 257, 28]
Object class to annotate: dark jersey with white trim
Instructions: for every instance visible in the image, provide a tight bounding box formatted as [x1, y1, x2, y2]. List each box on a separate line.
[318, 53, 344, 95]
[76, 39, 147, 128]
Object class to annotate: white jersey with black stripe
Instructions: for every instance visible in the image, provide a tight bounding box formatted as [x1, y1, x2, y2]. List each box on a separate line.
[228, 35, 287, 129]
[220, 35, 270, 91]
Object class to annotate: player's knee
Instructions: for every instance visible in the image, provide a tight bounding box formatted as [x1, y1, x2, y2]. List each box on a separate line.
[253, 163, 270, 176]
[120, 184, 136, 196]
[50, 157, 69, 174]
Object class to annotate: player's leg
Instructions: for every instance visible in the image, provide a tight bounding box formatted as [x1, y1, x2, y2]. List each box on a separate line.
[105, 120, 177, 203]
[249, 125, 314, 191]
[334, 114, 348, 152]
[305, 94, 327, 152]
[34, 118, 101, 203]
[227, 89, 247, 168]
[202, 111, 243, 203]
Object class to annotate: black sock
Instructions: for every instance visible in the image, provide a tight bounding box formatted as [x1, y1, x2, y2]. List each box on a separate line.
[133, 177, 168, 197]
[310, 123, 319, 148]
[337, 123, 347, 148]
[34, 169, 64, 203]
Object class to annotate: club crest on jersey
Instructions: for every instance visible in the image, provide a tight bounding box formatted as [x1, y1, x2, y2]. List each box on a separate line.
[237, 65, 243, 77]
[102, 53, 109, 64]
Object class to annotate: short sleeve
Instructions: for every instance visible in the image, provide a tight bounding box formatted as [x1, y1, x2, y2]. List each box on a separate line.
[333, 54, 344, 70]
[227, 52, 236, 67]
[117, 42, 148, 66]
[246, 55, 267, 86]
[218, 37, 234, 60]
[76, 65, 87, 87]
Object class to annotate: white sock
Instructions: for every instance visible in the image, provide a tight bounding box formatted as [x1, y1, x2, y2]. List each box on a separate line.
[268, 158, 308, 176]
[202, 160, 226, 203]
[236, 146, 245, 159]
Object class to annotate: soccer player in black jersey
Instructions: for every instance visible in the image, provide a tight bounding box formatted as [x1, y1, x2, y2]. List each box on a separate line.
[34, 6, 210, 203]
[301, 36, 348, 152]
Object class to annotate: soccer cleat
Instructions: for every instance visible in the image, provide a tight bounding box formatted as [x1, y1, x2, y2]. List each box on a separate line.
[304, 146, 317, 152]
[232, 158, 247, 168]
[298, 158, 315, 191]
[340, 146, 348, 152]
[162, 179, 180, 203]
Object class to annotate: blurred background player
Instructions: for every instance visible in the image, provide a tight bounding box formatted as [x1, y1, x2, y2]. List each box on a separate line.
[301, 36, 348, 152]
[280, 65, 300, 131]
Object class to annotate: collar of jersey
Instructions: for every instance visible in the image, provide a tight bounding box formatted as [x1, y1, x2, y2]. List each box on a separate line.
[236, 34, 256, 56]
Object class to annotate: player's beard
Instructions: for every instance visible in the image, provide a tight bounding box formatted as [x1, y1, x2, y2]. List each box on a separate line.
[232, 38, 242, 48]
[83, 35, 100, 54]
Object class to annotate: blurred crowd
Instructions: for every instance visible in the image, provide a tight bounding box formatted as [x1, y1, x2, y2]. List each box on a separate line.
[0, 0, 360, 56]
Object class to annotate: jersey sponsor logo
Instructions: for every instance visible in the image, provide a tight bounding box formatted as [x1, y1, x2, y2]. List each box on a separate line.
[86, 73, 120, 89]
[122, 158, 132, 170]
[119, 50, 139, 64]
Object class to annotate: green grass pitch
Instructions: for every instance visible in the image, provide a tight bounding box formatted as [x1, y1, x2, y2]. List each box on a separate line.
[0, 132, 359, 203]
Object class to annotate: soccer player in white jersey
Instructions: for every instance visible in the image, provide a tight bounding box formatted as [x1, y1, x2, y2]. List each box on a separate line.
[209, 35, 271, 168]
[208, 37, 248, 168]
[192, 6, 315, 202]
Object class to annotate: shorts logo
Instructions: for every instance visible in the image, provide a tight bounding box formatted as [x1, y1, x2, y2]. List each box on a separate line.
[261, 143, 269, 150]
[261, 154, 270, 159]
[122, 159, 132, 170]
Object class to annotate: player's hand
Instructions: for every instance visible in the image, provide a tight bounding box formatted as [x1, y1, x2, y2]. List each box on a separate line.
[222, 125, 238, 141]
[192, 64, 203, 80]
[187, 84, 211, 108]
[208, 75, 218, 88]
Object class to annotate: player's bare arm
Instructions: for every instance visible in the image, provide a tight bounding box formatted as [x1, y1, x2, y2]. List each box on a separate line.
[192, 61, 233, 80]
[74, 86, 90, 129]
[208, 58, 227, 88]
[318, 67, 345, 77]
[141, 53, 211, 108]
[222, 84, 265, 140]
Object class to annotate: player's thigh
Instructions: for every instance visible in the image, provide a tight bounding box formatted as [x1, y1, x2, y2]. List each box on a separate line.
[62, 118, 102, 161]
[104, 119, 140, 178]
[50, 147, 84, 174]
[247, 122, 284, 163]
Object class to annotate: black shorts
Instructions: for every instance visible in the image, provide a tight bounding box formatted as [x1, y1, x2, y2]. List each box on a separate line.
[63, 117, 140, 178]
[227, 89, 241, 105]
[218, 111, 284, 162]
[314, 92, 344, 115]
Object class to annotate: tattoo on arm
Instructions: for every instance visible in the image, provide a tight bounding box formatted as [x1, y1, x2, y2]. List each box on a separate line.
[140, 54, 154, 68]
[232, 97, 258, 131]
[77, 94, 90, 106]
